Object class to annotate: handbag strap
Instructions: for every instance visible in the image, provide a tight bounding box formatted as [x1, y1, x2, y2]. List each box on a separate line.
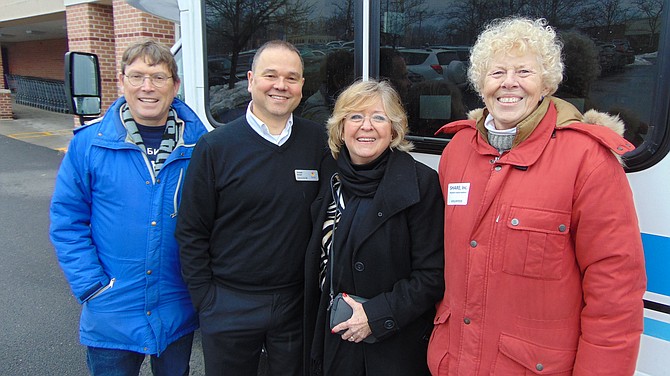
[328, 173, 344, 310]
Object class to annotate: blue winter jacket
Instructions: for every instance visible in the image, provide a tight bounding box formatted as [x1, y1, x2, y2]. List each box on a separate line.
[49, 97, 207, 354]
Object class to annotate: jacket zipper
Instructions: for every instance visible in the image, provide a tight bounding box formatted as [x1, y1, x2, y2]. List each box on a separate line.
[171, 168, 184, 218]
[88, 278, 116, 301]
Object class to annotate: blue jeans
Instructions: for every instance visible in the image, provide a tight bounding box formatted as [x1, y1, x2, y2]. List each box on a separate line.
[86, 332, 193, 376]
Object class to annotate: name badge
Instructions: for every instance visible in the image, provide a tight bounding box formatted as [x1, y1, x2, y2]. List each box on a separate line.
[447, 183, 470, 206]
[295, 169, 319, 181]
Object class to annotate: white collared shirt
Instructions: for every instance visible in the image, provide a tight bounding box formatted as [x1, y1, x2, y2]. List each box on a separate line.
[246, 102, 293, 146]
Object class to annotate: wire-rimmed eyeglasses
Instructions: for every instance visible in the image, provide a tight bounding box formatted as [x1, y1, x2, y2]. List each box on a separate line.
[124, 73, 173, 88]
[346, 113, 389, 125]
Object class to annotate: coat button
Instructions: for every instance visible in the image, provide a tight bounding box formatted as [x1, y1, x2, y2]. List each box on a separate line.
[156, 179, 161, 184]
[151, 221, 157, 226]
[146, 270, 152, 275]
[377, 211, 383, 217]
[463, 318, 471, 325]
[558, 224, 567, 232]
[146, 311, 152, 316]
[511, 218, 519, 226]
[536, 363, 544, 371]
[470, 240, 477, 248]
[384, 320, 395, 329]
[494, 165, 502, 171]
[354, 262, 365, 271]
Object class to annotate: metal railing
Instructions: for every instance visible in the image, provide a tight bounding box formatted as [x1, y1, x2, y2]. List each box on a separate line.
[4, 74, 69, 113]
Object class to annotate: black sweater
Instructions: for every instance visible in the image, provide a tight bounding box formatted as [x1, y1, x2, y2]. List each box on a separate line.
[176, 116, 328, 308]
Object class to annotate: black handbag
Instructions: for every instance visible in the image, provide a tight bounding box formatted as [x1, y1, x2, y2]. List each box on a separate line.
[329, 293, 377, 343]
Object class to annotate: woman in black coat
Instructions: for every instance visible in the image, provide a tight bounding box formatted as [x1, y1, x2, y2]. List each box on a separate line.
[304, 79, 444, 376]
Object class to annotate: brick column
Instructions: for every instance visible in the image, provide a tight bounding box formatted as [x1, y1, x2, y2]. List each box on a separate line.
[0, 45, 11, 119]
[112, 0, 176, 96]
[65, 2, 116, 113]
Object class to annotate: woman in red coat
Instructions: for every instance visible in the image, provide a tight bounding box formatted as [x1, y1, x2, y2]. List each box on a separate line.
[427, 17, 646, 375]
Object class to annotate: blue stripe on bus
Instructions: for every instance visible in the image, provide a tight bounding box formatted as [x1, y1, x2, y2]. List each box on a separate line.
[642, 233, 670, 296]
[644, 317, 670, 342]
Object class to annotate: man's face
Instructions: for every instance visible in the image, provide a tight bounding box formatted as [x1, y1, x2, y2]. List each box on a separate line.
[247, 46, 304, 126]
[119, 58, 179, 126]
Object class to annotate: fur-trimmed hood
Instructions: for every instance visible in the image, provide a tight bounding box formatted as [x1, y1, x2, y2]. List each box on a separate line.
[464, 97, 625, 137]
[439, 96, 633, 164]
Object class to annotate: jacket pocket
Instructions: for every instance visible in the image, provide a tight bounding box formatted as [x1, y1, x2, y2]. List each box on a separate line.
[502, 206, 571, 280]
[492, 333, 576, 375]
[427, 303, 451, 375]
[85, 278, 116, 303]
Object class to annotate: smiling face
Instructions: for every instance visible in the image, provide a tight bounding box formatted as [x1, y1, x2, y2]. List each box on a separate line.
[247, 46, 304, 130]
[120, 58, 179, 126]
[343, 99, 393, 165]
[482, 51, 549, 130]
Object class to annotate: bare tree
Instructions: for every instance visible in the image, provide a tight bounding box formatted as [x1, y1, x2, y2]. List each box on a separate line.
[632, 0, 664, 48]
[205, 0, 313, 89]
[497, 0, 532, 15]
[324, 0, 355, 41]
[580, 0, 631, 34]
[439, 0, 498, 45]
[527, 0, 586, 28]
[381, 0, 437, 47]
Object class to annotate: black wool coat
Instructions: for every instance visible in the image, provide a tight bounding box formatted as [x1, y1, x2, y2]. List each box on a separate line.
[303, 150, 445, 376]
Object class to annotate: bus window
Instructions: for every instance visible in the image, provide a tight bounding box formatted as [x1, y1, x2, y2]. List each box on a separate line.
[378, 1, 666, 167]
[204, 0, 355, 127]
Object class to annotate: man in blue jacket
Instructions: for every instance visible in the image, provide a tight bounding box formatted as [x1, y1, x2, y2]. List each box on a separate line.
[49, 39, 207, 376]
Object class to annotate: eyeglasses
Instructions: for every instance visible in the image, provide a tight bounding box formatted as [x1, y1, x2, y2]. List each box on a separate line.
[124, 73, 173, 88]
[346, 113, 389, 125]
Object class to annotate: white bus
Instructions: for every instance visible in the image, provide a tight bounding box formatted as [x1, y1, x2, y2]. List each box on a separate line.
[73, 0, 670, 374]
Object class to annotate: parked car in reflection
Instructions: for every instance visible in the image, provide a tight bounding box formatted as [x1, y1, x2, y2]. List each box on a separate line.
[398, 48, 445, 82]
[208, 55, 234, 86]
[611, 39, 635, 64]
[429, 45, 471, 65]
[398, 48, 468, 86]
[597, 42, 628, 74]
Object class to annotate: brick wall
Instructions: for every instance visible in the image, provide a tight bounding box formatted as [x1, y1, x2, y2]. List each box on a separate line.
[64, 1, 176, 111]
[0, 1, 177, 118]
[4, 39, 68, 80]
[66, 2, 116, 112]
[113, 0, 176, 97]
[0, 89, 12, 119]
[0, 46, 10, 117]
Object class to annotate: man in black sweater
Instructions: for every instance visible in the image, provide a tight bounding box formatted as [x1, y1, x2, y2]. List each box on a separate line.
[176, 40, 327, 375]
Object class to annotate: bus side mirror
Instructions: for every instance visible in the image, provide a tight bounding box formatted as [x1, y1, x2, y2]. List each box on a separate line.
[64, 52, 102, 121]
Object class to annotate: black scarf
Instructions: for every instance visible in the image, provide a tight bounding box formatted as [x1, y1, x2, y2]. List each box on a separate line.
[336, 147, 390, 198]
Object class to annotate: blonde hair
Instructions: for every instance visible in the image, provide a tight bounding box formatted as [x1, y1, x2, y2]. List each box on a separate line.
[468, 17, 563, 96]
[326, 79, 413, 159]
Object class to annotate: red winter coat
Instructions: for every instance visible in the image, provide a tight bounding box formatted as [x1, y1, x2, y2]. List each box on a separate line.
[427, 98, 646, 375]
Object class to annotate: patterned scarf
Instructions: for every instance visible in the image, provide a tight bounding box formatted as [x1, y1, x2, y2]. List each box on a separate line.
[121, 103, 180, 176]
[319, 174, 343, 290]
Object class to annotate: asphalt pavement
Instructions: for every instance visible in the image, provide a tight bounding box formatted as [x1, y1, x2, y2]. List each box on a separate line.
[0, 103, 75, 153]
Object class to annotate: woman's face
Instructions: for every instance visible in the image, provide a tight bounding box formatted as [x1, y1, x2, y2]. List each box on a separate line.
[343, 99, 393, 165]
[481, 51, 549, 130]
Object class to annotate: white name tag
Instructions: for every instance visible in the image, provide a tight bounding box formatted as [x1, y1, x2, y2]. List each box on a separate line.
[447, 183, 470, 205]
[295, 169, 319, 181]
